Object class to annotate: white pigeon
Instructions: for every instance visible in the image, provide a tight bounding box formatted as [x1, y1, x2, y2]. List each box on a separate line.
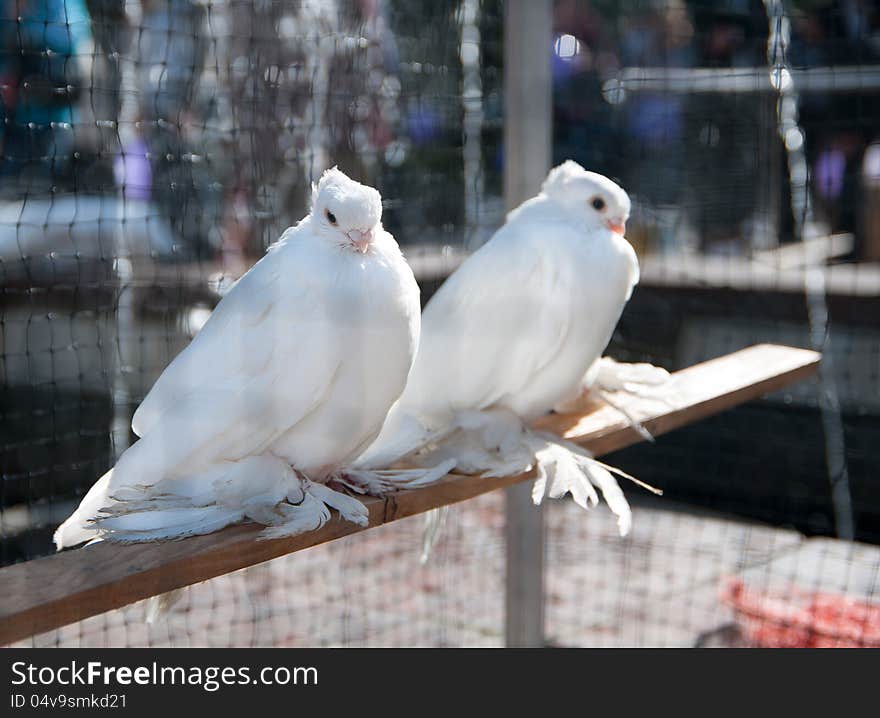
[359, 160, 656, 537]
[55, 167, 436, 548]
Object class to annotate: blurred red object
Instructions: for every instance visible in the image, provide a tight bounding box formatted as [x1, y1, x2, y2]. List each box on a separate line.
[721, 577, 880, 648]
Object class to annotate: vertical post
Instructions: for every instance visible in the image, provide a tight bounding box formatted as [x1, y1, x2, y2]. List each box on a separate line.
[503, 0, 552, 648]
[460, 0, 485, 248]
[110, 0, 143, 461]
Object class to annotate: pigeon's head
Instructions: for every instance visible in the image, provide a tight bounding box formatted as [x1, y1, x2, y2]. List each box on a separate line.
[311, 167, 383, 254]
[541, 161, 630, 237]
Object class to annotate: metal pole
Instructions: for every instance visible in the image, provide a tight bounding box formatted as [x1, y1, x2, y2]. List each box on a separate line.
[503, 0, 552, 648]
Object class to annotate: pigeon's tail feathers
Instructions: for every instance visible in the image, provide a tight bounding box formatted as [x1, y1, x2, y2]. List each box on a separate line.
[145, 588, 187, 624]
[54, 469, 114, 550]
[420, 506, 449, 564]
[92, 504, 245, 542]
[53, 464, 241, 549]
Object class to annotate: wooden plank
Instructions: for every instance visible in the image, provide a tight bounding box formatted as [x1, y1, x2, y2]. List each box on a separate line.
[0, 343, 820, 646]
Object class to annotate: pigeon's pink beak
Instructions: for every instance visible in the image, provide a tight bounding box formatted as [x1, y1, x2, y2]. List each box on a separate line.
[347, 229, 373, 254]
[606, 219, 626, 236]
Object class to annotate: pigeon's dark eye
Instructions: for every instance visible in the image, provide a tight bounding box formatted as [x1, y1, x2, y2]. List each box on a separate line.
[325, 209, 337, 225]
[590, 197, 606, 211]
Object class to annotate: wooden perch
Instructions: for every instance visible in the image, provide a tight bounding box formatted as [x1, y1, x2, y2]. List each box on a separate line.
[0, 343, 820, 646]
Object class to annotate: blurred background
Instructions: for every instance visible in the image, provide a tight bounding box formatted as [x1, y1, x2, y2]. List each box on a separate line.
[1, 0, 879, 647]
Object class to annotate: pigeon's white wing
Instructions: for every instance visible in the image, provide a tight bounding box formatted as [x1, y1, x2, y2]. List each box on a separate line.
[403, 218, 574, 420]
[132, 249, 282, 438]
[112, 237, 344, 493]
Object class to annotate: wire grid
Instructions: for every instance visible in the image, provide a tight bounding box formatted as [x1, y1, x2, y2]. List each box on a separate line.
[2, 0, 880, 647]
[13, 495, 880, 648]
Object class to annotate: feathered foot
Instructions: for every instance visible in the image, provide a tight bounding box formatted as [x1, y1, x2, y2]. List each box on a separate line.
[529, 438, 630, 536]
[595, 359, 673, 442]
[257, 478, 369, 539]
[594, 391, 656, 443]
[592, 357, 671, 394]
[526, 431, 662, 537]
[330, 460, 457, 495]
[556, 358, 674, 442]
[431, 408, 535, 478]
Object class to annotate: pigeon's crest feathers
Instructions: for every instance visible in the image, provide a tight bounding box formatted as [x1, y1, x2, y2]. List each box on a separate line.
[310, 165, 345, 207]
[541, 159, 588, 196]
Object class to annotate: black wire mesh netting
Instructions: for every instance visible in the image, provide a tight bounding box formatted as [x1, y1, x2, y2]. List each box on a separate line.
[2, 0, 879, 647]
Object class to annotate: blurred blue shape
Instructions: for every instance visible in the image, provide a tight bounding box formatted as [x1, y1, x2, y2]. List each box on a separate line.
[0, 0, 93, 182]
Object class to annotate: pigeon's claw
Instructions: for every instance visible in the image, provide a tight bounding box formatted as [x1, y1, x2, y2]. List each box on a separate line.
[257, 478, 368, 540]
